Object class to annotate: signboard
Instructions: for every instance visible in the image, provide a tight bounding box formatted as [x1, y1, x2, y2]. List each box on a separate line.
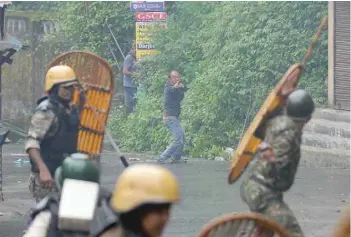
[135, 12, 167, 61]
[130, 1, 164, 12]
[135, 12, 167, 22]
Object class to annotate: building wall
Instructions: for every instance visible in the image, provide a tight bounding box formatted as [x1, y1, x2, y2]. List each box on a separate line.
[2, 11, 59, 132]
[328, 1, 350, 111]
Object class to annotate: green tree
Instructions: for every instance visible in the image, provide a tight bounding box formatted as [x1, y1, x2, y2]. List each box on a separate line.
[10, 1, 60, 12]
[57, 1, 135, 63]
[110, 1, 328, 158]
[9, 2, 135, 65]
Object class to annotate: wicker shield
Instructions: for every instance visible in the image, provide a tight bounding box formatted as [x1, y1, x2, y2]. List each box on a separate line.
[227, 17, 328, 184]
[197, 212, 290, 237]
[49, 51, 114, 159]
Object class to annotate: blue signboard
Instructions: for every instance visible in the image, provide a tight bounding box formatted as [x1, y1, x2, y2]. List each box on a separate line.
[130, 1, 165, 12]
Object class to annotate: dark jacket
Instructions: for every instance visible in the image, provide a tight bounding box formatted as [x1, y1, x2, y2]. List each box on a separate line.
[163, 80, 188, 117]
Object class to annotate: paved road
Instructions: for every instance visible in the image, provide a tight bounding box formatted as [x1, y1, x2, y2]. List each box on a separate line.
[0, 144, 349, 237]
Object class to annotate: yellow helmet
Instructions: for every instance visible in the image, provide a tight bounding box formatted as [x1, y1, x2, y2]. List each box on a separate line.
[110, 164, 180, 213]
[45, 65, 78, 92]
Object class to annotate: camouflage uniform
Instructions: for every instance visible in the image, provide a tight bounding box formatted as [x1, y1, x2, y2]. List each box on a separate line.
[26, 97, 79, 203]
[240, 115, 305, 237]
[28, 172, 58, 203]
[26, 108, 59, 203]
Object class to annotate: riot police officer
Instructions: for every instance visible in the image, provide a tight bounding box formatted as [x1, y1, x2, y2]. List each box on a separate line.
[240, 89, 315, 237]
[93, 163, 180, 237]
[26, 65, 85, 203]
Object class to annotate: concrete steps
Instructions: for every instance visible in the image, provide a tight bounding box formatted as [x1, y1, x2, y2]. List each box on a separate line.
[301, 108, 350, 168]
[312, 109, 350, 123]
[302, 132, 350, 151]
[300, 145, 350, 168]
[304, 118, 350, 139]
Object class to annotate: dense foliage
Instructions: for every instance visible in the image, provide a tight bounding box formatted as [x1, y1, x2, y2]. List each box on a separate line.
[57, 1, 135, 64]
[10, 1, 135, 68]
[109, 1, 328, 158]
[10, 1, 60, 12]
[10, 1, 328, 158]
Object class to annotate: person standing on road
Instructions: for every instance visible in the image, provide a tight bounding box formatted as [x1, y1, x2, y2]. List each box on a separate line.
[123, 44, 138, 115]
[26, 65, 85, 203]
[240, 89, 315, 237]
[157, 70, 188, 164]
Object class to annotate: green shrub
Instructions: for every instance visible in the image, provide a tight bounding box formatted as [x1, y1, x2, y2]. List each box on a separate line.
[108, 1, 328, 157]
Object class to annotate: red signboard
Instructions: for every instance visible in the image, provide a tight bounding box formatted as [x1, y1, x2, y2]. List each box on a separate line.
[136, 12, 167, 22]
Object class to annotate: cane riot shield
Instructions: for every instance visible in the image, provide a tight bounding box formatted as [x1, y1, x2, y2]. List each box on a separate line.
[228, 63, 303, 183]
[197, 212, 290, 237]
[49, 51, 114, 159]
[227, 17, 328, 184]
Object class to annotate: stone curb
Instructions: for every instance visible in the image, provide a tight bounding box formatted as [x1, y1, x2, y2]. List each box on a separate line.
[102, 152, 350, 169]
[4, 143, 349, 169]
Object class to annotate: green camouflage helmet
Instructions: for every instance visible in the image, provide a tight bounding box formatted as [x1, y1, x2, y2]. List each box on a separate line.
[55, 153, 100, 189]
[286, 89, 315, 121]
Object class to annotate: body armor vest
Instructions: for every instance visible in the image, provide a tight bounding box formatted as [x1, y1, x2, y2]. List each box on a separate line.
[30, 96, 79, 176]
